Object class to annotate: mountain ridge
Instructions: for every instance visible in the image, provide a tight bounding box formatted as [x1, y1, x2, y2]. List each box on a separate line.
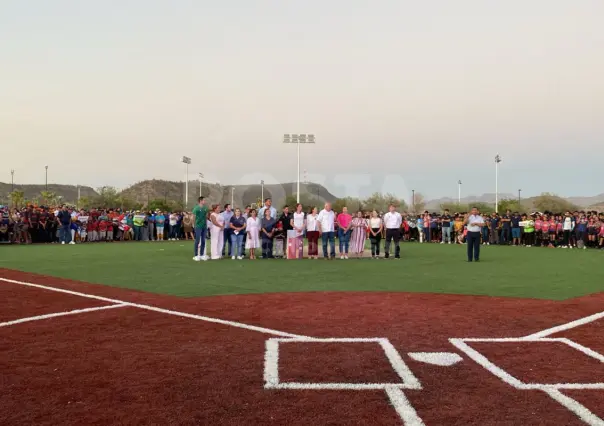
[1, 180, 602, 210]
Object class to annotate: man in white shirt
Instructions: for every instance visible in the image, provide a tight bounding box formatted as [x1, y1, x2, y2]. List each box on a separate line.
[317, 203, 336, 259]
[382, 204, 403, 259]
[463, 207, 485, 262]
[562, 211, 575, 248]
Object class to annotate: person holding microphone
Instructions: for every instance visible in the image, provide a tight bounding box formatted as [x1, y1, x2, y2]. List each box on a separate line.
[464, 207, 485, 262]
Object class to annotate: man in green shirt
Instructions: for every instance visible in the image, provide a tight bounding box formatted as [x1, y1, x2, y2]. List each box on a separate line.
[192, 197, 209, 261]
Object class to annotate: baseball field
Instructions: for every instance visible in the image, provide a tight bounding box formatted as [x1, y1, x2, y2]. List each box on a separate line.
[1, 243, 602, 425]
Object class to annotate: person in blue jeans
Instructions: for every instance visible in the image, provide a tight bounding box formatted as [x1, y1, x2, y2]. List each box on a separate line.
[318, 203, 336, 258]
[57, 205, 72, 244]
[229, 208, 247, 259]
[321, 231, 336, 258]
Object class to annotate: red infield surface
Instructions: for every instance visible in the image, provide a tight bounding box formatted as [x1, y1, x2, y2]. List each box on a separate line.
[0, 268, 603, 426]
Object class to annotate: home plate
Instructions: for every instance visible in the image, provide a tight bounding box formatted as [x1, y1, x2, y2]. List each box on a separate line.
[408, 352, 463, 366]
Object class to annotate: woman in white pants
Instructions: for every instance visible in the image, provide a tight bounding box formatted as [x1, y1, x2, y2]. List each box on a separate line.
[209, 204, 225, 260]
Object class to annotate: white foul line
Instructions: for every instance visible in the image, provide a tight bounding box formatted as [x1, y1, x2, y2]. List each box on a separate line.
[0, 277, 307, 339]
[543, 389, 604, 426]
[0, 304, 128, 328]
[523, 311, 604, 339]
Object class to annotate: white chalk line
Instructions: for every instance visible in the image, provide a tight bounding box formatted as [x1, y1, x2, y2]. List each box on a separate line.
[0, 277, 307, 339]
[543, 388, 604, 426]
[265, 337, 425, 424]
[450, 337, 604, 390]
[385, 386, 426, 426]
[0, 304, 128, 328]
[1, 277, 428, 424]
[523, 310, 604, 339]
[451, 335, 604, 425]
[264, 337, 422, 391]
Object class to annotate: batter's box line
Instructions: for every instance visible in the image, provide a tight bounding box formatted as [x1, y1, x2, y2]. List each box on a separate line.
[264, 337, 422, 390]
[449, 337, 604, 426]
[449, 337, 604, 390]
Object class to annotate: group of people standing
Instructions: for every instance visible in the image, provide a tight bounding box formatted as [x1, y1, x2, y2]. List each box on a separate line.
[190, 197, 408, 261]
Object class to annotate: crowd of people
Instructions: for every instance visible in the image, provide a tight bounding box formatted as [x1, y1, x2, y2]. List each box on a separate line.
[0, 205, 197, 244]
[2, 200, 603, 258]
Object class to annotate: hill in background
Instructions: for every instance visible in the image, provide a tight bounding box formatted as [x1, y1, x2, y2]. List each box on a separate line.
[425, 192, 604, 210]
[2, 178, 602, 212]
[117, 179, 337, 208]
[0, 183, 98, 206]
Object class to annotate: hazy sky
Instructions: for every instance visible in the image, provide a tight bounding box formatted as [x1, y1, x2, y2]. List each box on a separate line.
[2, 1, 603, 200]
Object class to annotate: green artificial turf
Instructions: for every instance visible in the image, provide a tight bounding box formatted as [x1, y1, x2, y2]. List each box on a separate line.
[1, 242, 602, 300]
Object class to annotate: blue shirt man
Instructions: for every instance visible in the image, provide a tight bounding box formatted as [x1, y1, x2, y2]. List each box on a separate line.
[258, 199, 277, 220]
[221, 204, 234, 257]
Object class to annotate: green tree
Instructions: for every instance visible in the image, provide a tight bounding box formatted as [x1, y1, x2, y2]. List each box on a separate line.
[9, 190, 25, 209]
[147, 198, 174, 213]
[94, 186, 120, 208]
[281, 194, 318, 210]
[40, 190, 57, 206]
[332, 197, 364, 213]
[363, 192, 406, 213]
[498, 198, 523, 213]
[473, 202, 495, 214]
[78, 196, 91, 209]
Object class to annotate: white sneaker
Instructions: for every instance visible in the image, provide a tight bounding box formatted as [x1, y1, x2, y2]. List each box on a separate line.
[237, 256, 243, 260]
[61, 241, 65, 245]
[200, 255, 209, 261]
[69, 241, 75, 245]
[569, 246, 573, 250]
[232, 256, 236, 260]
[440, 242, 444, 244]
[193, 256, 200, 261]
[448, 242, 452, 244]
[344, 255, 348, 259]
[340, 255, 344, 260]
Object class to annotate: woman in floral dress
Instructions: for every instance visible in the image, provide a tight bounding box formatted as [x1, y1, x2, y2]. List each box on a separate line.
[245, 209, 261, 259]
[350, 211, 368, 257]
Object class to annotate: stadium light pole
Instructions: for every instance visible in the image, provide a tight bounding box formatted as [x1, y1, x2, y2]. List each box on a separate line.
[181, 156, 191, 207]
[518, 189, 522, 205]
[198, 173, 204, 197]
[458, 180, 462, 204]
[495, 154, 502, 213]
[412, 189, 415, 213]
[45, 165, 48, 190]
[10, 169, 14, 192]
[231, 187, 234, 207]
[261, 180, 264, 203]
[283, 134, 315, 203]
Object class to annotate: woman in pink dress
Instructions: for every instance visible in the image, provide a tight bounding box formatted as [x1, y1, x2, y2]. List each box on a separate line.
[209, 204, 225, 260]
[245, 209, 261, 260]
[350, 211, 368, 257]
